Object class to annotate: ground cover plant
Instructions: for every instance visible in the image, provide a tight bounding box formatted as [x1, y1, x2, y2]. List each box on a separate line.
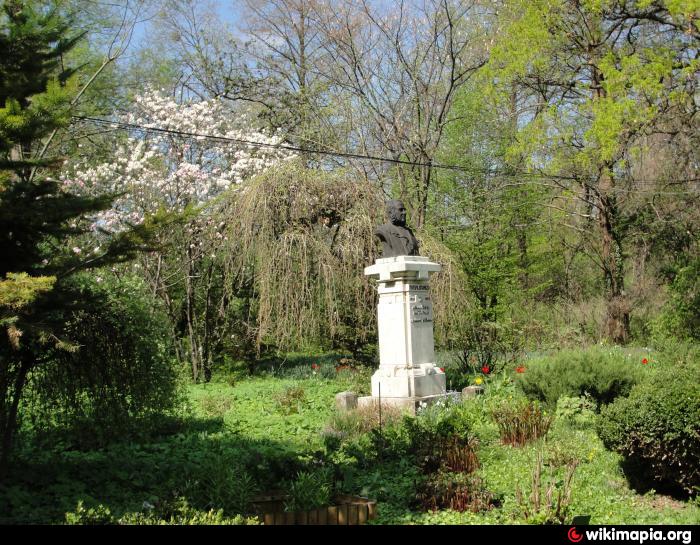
[360, 359, 700, 525]
[0, 347, 698, 525]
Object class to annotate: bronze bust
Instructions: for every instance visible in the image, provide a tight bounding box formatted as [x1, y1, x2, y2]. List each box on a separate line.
[374, 200, 419, 258]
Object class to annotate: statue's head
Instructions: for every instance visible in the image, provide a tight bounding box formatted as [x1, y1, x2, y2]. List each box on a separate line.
[387, 200, 407, 227]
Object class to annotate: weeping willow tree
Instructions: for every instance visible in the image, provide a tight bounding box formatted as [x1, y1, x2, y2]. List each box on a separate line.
[210, 161, 381, 354]
[418, 233, 475, 350]
[209, 160, 475, 359]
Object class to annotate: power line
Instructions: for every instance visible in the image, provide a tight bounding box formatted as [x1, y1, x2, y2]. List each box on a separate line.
[72, 115, 700, 187]
[75, 115, 568, 179]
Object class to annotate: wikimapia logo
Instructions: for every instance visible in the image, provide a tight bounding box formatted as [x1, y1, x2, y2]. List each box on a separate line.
[569, 528, 584, 542]
[567, 527, 693, 544]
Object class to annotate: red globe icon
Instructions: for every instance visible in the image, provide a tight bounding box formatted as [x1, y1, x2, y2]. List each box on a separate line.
[568, 527, 584, 543]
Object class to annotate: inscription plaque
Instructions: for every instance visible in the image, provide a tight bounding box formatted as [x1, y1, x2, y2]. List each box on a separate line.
[409, 293, 434, 323]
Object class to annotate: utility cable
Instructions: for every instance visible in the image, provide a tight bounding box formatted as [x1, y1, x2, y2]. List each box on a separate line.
[72, 115, 700, 186]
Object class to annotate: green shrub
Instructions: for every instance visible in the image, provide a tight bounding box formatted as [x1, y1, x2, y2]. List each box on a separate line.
[65, 501, 114, 525]
[367, 400, 481, 474]
[413, 398, 475, 443]
[415, 470, 494, 513]
[21, 273, 181, 447]
[399, 399, 478, 472]
[651, 339, 700, 369]
[329, 398, 478, 474]
[652, 258, 700, 342]
[515, 348, 637, 408]
[555, 395, 596, 428]
[597, 363, 700, 497]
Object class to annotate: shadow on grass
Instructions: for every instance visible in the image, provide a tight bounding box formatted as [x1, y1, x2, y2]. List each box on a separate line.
[0, 415, 318, 524]
[619, 458, 693, 501]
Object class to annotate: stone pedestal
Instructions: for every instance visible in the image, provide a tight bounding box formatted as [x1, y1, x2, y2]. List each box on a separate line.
[359, 256, 447, 411]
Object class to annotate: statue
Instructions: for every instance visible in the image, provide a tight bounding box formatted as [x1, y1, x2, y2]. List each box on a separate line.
[374, 200, 420, 258]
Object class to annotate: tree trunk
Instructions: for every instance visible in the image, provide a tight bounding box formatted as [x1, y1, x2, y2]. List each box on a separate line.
[591, 61, 630, 344]
[597, 170, 630, 343]
[185, 246, 200, 382]
[417, 157, 433, 229]
[201, 263, 214, 383]
[0, 356, 30, 479]
[509, 87, 529, 291]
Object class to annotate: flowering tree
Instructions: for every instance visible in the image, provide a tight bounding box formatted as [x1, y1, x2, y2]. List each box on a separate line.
[64, 88, 294, 231]
[62, 89, 295, 381]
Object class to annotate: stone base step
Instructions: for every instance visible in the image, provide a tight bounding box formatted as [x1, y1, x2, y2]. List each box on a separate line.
[357, 392, 460, 415]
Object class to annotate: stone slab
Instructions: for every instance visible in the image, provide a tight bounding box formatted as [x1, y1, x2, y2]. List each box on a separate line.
[364, 255, 441, 282]
[357, 392, 460, 415]
[335, 391, 358, 412]
[376, 282, 436, 367]
[462, 385, 485, 398]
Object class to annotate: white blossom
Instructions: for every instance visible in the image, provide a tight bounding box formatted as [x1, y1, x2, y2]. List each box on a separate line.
[62, 88, 295, 232]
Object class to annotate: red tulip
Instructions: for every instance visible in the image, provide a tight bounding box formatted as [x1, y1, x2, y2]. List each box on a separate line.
[516, 366, 526, 374]
[642, 358, 648, 365]
[481, 365, 490, 374]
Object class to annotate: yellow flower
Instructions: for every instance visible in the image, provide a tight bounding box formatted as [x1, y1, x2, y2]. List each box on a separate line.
[475, 377, 483, 385]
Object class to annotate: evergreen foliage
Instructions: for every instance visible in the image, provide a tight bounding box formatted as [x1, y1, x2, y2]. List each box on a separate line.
[0, 0, 165, 474]
[0, 0, 79, 158]
[515, 348, 638, 408]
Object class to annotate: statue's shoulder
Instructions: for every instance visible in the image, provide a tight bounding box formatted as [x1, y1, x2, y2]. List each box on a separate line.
[374, 223, 393, 238]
